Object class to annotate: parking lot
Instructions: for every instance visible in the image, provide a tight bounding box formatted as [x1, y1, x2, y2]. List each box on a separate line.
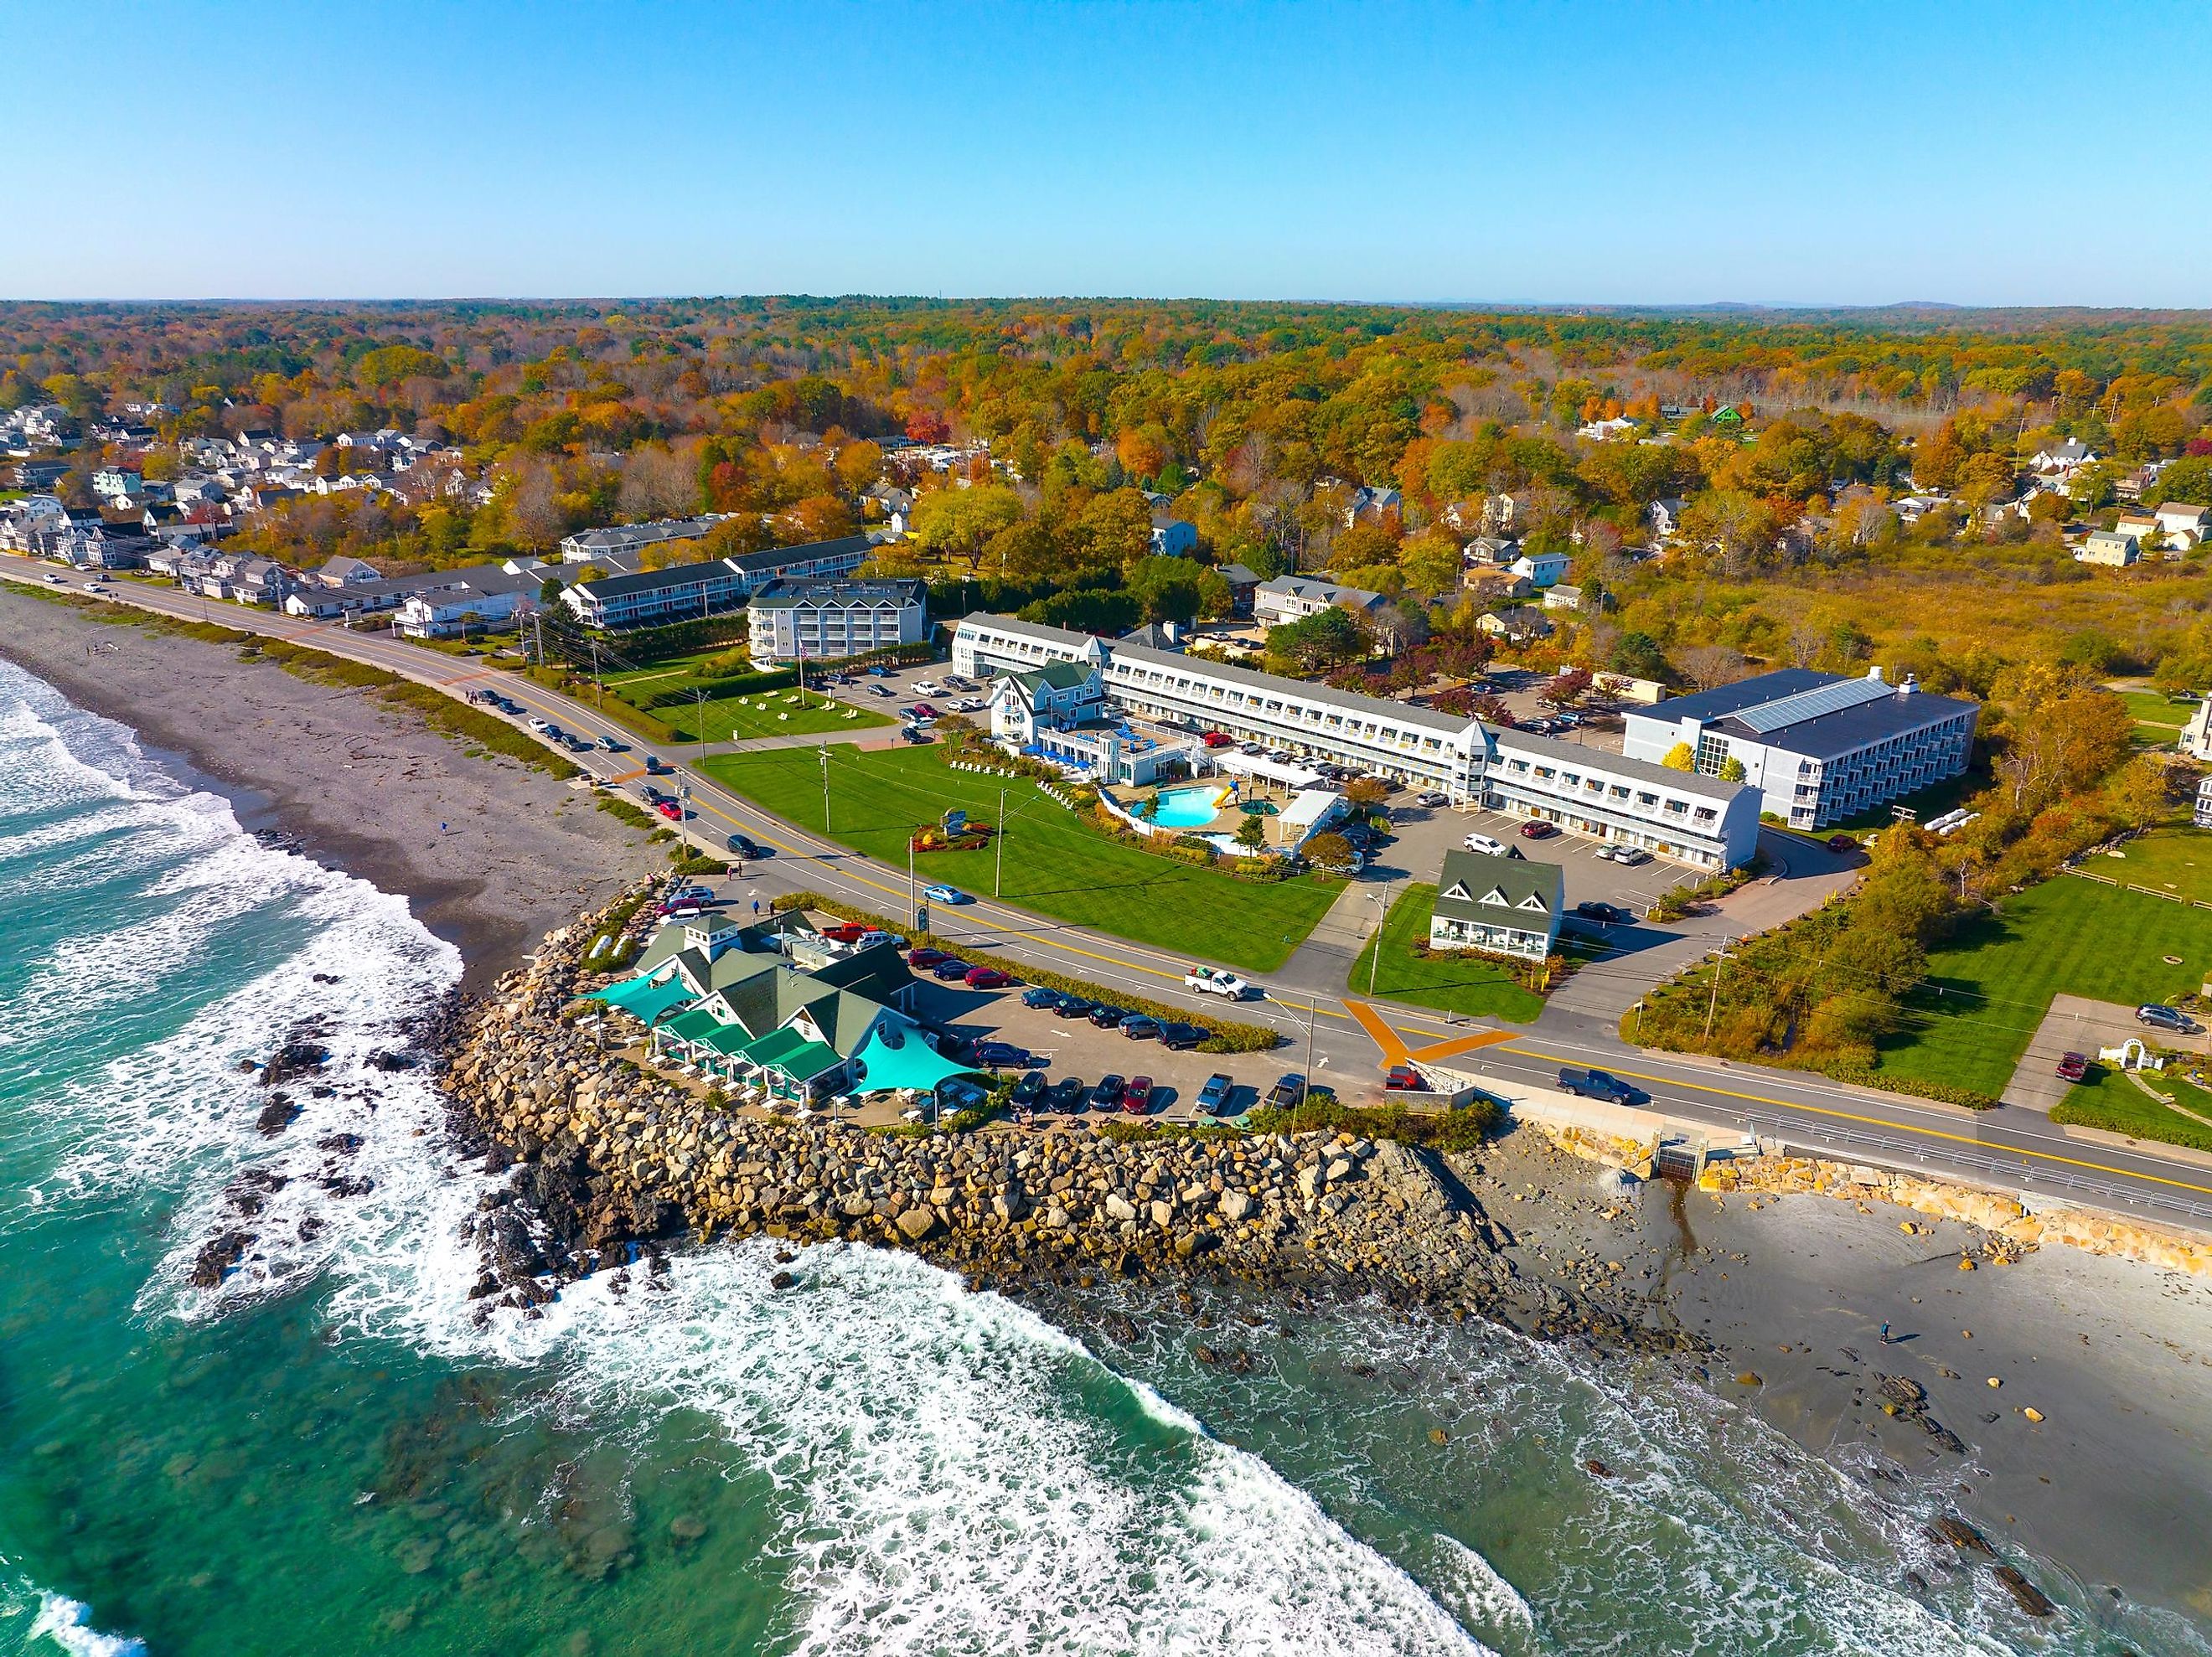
[912, 978, 1300, 1124]
[1360, 793, 1696, 924]
[815, 659, 990, 726]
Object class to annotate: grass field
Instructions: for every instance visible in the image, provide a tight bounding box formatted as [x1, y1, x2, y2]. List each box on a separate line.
[1344, 885, 1548, 1023]
[701, 744, 1343, 972]
[1879, 875, 2212, 1098]
[2054, 1065, 2212, 1154]
[659, 689, 891, 743]
[2089, 827, 2212, 901]
[2117, 688, 2194, 745]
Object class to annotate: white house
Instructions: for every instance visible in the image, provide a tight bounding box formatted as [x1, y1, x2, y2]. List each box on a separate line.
[1648, 498, 1690, 541]
[1509, 550, 1570, 589]
[1428, 849, 1563, 961]
[2197, 776, 2212, 830]
[2031, 438, 2097, 478]
[1253, 576, 1387, 628]
[747, 578, 926, 663]
[1149, 514, 1197, 557]
[2180, 698, 2212, 764]
[2154, 502, 2209, 550]
[2076, 529, 2141, 567]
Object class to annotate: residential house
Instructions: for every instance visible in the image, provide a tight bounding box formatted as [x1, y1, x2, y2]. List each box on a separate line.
[1648, 498, 1690, 541]
[1214, 561, 1261, 617]
[2115, 510, 2161, 545]
[1543, 583, 1591, 613]
[91, 467, 142, 502]
[2154, 502, 2209, 550]
[1344, 486, 1401, 527]
[2181, 699, 2212, 765]
[557, 515, 726, 563]
[1476, 607, 1553, 644]
[2075, 529, 2141, 567]
[315, 555, 385, 588]
[2031, 438, 2097, 479]
[1427, 849, 1563, 961]
[1253, 576, 1386, 629]
[1149, 513, 1197, 557]
[1462, 568, 1533, 603]
[1576, 416, 1637, 441]
[1509, 550, 1570, 590]
[392, 569, 541, 638]
[988, 660, 1111, 747]
[1463, 535, 1519, 566]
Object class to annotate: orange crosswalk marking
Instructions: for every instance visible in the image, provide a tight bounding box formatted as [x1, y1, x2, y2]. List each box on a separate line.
[1405, 1028, 1521, 1065]
[1340, 998, 1414, 1065]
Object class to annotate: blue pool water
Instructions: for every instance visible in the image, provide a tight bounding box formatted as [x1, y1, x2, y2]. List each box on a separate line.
[1149, 786, 1224, 828]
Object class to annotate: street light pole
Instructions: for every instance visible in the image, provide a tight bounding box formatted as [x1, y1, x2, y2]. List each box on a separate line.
[995, 785, 1006, 897]
[1367, 877, 1394, 999]
[819, 744, 831, 834]
[1703, 936, 1733, 1041]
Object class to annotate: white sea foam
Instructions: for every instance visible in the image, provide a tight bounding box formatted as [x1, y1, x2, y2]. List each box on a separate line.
[24, 1593, 147, 1657]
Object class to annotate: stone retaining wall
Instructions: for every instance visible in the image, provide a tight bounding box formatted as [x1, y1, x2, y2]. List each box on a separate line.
[1698, 1155, 2212, 1277]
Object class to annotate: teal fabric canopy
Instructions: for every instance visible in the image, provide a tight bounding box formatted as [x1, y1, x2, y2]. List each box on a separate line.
[592, 973, 695, 1025]
[848, 1025, 981, 1095]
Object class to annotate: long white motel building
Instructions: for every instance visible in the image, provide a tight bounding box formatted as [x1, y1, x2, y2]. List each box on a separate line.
[951, 613, 1765, 870]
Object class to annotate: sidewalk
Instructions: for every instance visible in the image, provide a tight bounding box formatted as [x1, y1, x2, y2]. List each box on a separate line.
[1274, 875, 1390, 996]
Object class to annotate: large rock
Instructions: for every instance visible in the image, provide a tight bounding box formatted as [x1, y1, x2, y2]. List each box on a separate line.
[896, 1206, 940, 1241]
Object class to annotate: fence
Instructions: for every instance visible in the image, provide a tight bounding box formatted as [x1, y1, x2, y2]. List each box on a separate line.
[2063, 867, 2212, 910]
[1738, 1112, 2212, 1224]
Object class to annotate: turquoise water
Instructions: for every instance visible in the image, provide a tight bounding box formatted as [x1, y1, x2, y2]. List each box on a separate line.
[1149, 787, 1225, 828]
[0, 659, 2202, 1656]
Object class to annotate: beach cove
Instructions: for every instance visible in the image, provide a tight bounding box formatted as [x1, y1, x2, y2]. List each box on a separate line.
[0, 606, 2207, 1653]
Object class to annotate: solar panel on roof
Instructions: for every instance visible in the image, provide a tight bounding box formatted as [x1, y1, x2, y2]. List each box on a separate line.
[1733, 677, 1893, 733]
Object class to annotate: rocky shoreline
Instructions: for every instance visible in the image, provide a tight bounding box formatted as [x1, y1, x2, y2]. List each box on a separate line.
[435, 885, 1693, 1355]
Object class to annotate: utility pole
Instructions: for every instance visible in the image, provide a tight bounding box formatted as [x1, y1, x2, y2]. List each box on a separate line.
[819, 744, 831, 834]
[1703, 936, 1733, 1041]
[908, 836, 918, 929]
[994, 784, 1006, 897]
[695, 687, 707, 763]
[1367, 877, 1395, 999]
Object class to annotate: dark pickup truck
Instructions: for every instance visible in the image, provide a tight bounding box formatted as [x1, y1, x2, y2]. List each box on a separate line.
[1558, 1067, 1642, 1105]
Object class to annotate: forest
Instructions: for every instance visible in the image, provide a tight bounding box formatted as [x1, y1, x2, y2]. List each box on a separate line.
[6, 297, 2212, 689]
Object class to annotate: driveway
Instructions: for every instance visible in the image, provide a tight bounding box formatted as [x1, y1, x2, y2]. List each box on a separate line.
[2005, 994, 2212, 1112]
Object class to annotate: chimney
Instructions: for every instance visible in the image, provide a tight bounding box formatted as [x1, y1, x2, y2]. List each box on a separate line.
[1899, 674, 1919, 696]
[1865, 664, 1885, 684]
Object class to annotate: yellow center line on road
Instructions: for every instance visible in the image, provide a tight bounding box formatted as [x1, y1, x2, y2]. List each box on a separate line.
[1490, 1042, 2212, 1199]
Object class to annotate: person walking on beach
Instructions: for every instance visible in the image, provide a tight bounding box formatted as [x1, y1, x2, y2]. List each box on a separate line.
[1879, 1321, 1892, 1345]
[752, 896, 761, 916]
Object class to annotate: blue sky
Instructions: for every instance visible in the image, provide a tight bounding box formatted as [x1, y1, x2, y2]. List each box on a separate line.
[3, 0, 2206, 305]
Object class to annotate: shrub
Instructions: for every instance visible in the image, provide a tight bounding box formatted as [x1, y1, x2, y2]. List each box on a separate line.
[1244, 1094, 1505, 1150]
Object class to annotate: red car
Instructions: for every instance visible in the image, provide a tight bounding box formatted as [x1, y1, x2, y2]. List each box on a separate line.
[1201, 730, 1234, 748]
[1827, 834, 1857, 854]
[964, 966, 1012, 990]
[1121, 1075, 1153, 1113]
[819, 922, 868, 944]
[1384, 1063, 1423, 1091]
[654, 799, 683, 821]
[2056, 1050, 2089, 1082]
[907, 946, 948, 968]
[1518, 819, 1558, 839]
[910, 703, 941, 720]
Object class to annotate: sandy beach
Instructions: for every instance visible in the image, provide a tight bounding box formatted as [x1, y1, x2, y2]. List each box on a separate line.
[1475, 1124, 2212, 1626]
[0, 587, 663, 989]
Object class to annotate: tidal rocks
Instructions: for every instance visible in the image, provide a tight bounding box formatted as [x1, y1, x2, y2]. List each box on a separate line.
[189, 1230, 254, 1289]
[256, 1095, 302, 1136]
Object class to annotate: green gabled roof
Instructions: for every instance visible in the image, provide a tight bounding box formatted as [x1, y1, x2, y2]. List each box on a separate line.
[739, 1024, 843, 1082]
[698, 1025, 757, 1057]
[659, 1005, 731, 1044]
[1432, 849, 1563, 926]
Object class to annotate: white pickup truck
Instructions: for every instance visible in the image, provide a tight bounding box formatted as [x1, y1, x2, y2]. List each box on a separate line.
[1183, 966, 1252, 999]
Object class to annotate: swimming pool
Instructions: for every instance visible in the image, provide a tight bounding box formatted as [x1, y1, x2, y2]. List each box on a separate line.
[1149, 786, 1225, 828]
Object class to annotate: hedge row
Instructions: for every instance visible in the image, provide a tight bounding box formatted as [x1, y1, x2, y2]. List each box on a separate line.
[769, 890, 1281, 1054]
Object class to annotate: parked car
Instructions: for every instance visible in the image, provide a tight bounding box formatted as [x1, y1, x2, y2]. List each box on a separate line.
[854, 930, 898, 951]
[1384, 1063, 1424, 1091]
[819, 922, 868, 944]
[1201, 730, 1235, 748]
[1575, 901, 1631, 925]
[1159, 1021, 1207, 1050]
[724, 833, 761, 859]
[922, 884, 973, 906]
[1196, 1073, 1234, 1115]
[930, 957, 974, 980]
[563, 734, 592, 752]
[972, 1041, 1031, 1069]
[1020, 986, 1061, 1010]
[1087, 1004, 1126, 1028]
[964, 965, 1013, 990]
[1054, 997, 1097, 1020]
[1264, 1073, 1307, 1111]
[527, 716, 552, 733]
[1519, 820, 1558, 840]
[1121, 1076, 1154, 1114]
[669, 885, 714, 906]
[1010, 1071, 1047, 1107]
[1462, 834, 1507, 856]
[907, 946, 948, 969]
[870, 684, 897, 698]
[866, 664, 890, 677]
[1557, 1067, 1643, 1105]
[1416, 792, 1450, 808]
[1611, 845, 1652, 865]
[2055, 1050, 2090, 1082]
[1119, 1014, 1161, 1041]
[1183, 966, 1251, 999]
[899, 725, 933, 744]
[910, 703, 941, 720]
[910, 680, 942, 697]
[1047, 1076, 1088, 1112]
[2140, 1000, 2189, 1033]
[1827, 834, 1858, 854]
[1088, 1075, 1126, 1112]
[654, 800, 682, 821]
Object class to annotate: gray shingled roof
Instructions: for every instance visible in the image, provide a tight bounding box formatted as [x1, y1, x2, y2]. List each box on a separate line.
[1493, 728, 1754, 802]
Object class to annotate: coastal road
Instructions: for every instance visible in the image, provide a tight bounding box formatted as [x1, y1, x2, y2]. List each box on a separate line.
[16, 557, 2212, 1231]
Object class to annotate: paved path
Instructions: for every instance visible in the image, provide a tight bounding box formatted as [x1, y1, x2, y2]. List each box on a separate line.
[1276, 874, 1393, 998]
[15, 558, 2212, 1231]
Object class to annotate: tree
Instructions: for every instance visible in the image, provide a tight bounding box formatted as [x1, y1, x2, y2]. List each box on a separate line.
[1677, 643, 1747, 692]
[1662, 742, 1696, 772]
[912, 485, 1024, 570]
[2108, 753, 2175, 831]
[1075, 488, 1156, 570]
[1542, 668, 1593, 707]
[1717, 755, 1747, 782]
[1606, 630, 1671, 684]
[1267, 606, 1371, 671]
[1235, 813, 1269, 853]
[1398, 528, 1464, 600]
[1302, 831, 1357, 870]
[1343, 777, 1389, 810]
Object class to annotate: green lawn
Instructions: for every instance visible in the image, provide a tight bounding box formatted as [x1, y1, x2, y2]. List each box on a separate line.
[700, 745, 1343, 973]
[2117, 689, 2193, 746]
[659, 689, 891, 743]
[2091, 827, 2212, 901]
[1344, 885, 1547, 1023]
[1879, 876, 2212, 1097]
[2053, 1064, 2212, 1154]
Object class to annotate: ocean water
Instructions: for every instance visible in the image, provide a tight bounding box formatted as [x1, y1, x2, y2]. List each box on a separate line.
[0, 658, 2203, 1657]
